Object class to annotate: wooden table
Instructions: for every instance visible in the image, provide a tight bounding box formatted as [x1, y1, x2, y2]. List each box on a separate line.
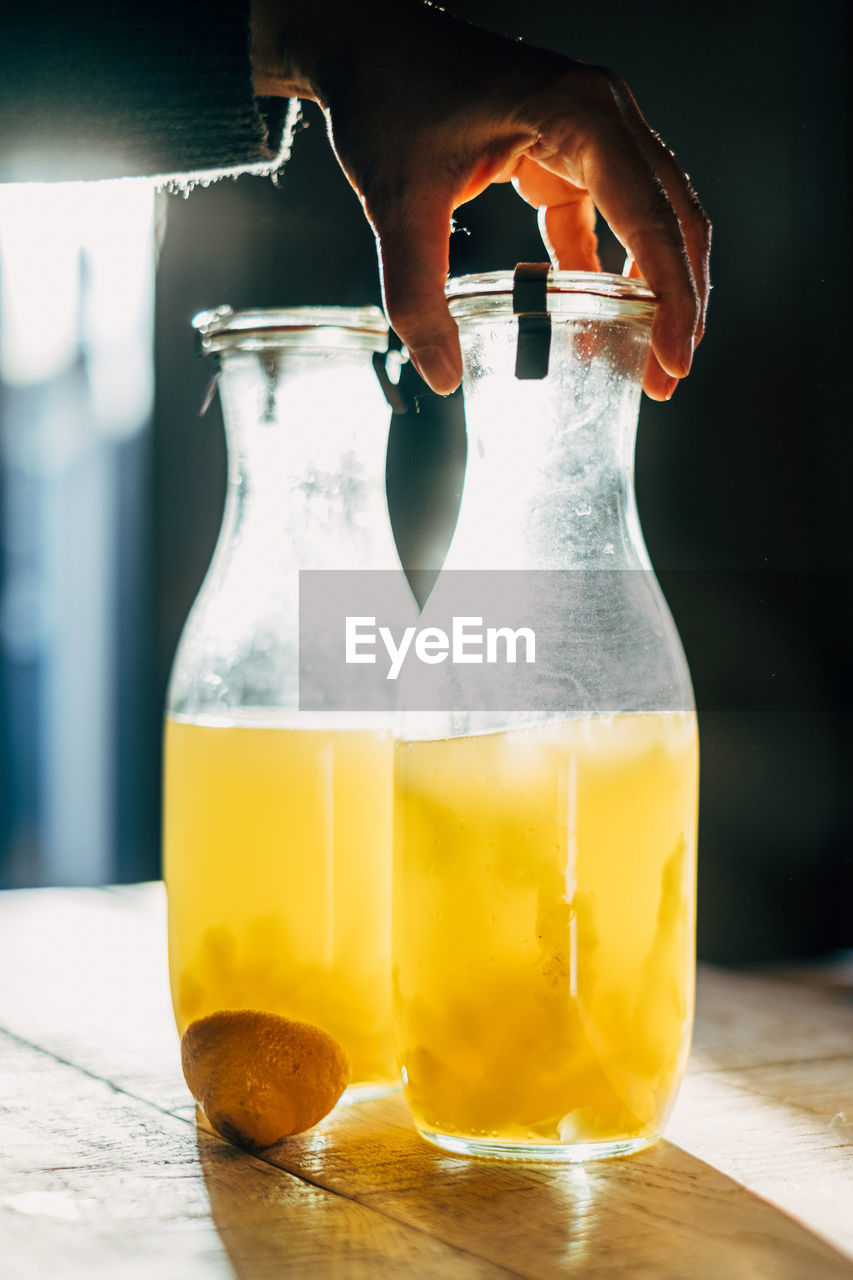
[1, 884, 851, 1279]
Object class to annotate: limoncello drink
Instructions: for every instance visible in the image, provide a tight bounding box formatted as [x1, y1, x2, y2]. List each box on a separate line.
[164, 715, 396, 1091]
[393, 711, 698, 1158]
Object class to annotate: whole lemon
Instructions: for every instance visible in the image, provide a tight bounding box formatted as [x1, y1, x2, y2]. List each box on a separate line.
[181, 1009, 350, 1149]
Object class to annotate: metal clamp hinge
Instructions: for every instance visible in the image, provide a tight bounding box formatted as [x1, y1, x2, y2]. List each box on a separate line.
[513, 262, 552, 380]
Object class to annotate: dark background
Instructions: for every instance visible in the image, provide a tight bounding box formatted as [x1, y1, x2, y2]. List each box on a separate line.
[146, 0, 850, 962]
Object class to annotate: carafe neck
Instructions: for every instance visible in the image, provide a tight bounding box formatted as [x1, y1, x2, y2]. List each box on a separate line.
[445, 373, 648, 572]
[216, 348, 397, 572]
[445, 269, 656, 573]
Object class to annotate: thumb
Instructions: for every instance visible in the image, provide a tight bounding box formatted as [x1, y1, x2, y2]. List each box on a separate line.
[373, 191, 462, 395]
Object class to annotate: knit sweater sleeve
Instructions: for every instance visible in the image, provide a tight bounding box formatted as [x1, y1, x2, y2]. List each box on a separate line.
[0, 1, 291, 183]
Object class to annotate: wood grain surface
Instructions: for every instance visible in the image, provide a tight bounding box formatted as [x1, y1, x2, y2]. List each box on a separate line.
[1, 884, 851, 1279]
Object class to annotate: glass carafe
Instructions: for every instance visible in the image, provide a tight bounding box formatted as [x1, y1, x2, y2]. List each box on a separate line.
[393, 269, 699, 1158]
[164, 306, 402, 1097]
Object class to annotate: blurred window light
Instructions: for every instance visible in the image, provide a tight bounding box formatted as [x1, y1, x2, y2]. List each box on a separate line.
[0, 179, 156, 887]
[0, 180, 155, 435]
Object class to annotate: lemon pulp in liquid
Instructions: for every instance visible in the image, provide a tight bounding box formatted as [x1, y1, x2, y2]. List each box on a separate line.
[164, 715, 396, 1090]
[393, 711, 698, 1151]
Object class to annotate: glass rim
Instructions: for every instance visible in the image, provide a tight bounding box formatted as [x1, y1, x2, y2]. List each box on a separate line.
[445, 269, 656, 304]
[192, 305, 389, 354]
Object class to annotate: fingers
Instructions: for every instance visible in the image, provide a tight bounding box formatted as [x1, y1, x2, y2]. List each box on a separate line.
[371, 188, 462, 394]
[643, 358, 680, 402]
[506, 79, 710, 397]
[512, 141, 697, 397]
[572, 125, 698, 379]
[625, 257, 681, 400]
[624, 260, 677, 399]
[511, 158, 601, 271]
[594, 97, 709, 388]
[631, 134, 712, 349]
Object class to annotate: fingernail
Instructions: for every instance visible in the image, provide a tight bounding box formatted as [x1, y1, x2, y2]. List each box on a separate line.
[411, 346, 462, 395]
[664, 377, 679, 401]
[679, 335, 695, 377]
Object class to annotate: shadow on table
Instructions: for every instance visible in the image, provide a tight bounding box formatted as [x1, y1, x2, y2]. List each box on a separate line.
[197, 1117, 434, 1279]
[197, 1098, 852, 1280]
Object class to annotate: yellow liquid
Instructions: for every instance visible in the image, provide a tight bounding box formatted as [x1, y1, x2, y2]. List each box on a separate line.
[393, 711, 698, 1155]
[164, 716, 396, 1090]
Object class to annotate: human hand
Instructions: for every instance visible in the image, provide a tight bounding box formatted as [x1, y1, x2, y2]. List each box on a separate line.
[251, 0, 710, 400]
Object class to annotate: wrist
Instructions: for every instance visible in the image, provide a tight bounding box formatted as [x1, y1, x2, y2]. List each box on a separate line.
[250, 0, 394, 105]
[250, 0, 318, 100]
